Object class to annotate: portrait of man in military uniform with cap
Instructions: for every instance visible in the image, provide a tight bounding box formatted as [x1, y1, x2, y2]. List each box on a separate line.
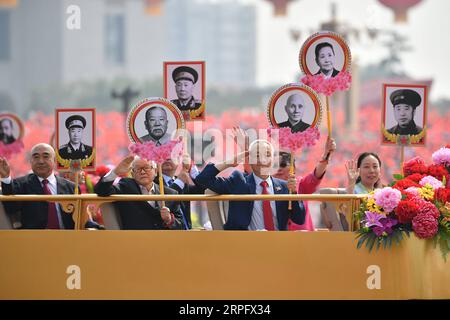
[58, 114, 93, 160]
[387, 88, 424, 135]
[165, 62, 205, 121]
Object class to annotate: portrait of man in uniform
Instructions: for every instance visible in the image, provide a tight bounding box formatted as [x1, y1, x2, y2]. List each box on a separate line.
[382, 84, 427, 146]
[277, 93, 311, 133]
[56, 108, 96, 170]
[58, 115, 93, 160]
[387, 89, 423, 135]
[139, 106, 172, 146]
[171, 66, 202, 112]
[164, 61, 205, 121]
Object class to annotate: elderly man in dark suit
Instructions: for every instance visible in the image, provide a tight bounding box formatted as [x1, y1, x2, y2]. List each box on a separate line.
[387, 89, 423, 135]
[196, 140, 306, 230]
[94, 155, 184, 230]
[0, 143, 100, 229]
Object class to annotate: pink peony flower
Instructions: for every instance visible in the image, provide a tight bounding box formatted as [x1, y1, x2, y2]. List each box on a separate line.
[373, 187, 402, 213]
[419, 175, 443, 190]
[412, 212, 438, 239]
[432, 147, 450, 166]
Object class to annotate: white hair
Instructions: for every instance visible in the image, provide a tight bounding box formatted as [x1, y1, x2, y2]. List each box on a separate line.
[131, 156, 157, 169]
[249, 139, 274, 154]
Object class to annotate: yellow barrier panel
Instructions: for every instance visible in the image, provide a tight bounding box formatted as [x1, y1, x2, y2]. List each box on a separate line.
[0, 231, 448, 299]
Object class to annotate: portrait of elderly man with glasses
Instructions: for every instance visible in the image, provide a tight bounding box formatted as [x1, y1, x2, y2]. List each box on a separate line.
[94, 155, 184, 230]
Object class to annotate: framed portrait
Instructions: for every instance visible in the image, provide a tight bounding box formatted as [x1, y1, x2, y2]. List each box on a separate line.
[55, 108, 96, 171]
[163, 61, 205, 121]
[127, 97, 185, 145]
[0, 112, 24, 145]
[299, 31, 351, 78]
[267, 83, 322, 133]
[381, 84, 427, 146]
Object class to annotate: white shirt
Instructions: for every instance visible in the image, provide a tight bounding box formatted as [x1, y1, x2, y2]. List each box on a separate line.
[249, 174, 278, 231]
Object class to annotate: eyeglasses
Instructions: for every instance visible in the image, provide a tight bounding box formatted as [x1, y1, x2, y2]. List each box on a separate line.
[133, 166, 154, 173]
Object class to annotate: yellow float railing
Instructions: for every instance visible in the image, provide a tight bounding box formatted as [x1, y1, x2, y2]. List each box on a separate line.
[0, 193, 365, 230]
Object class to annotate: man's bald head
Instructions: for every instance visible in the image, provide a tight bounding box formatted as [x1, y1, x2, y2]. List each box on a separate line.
[284, 93, 305, 125]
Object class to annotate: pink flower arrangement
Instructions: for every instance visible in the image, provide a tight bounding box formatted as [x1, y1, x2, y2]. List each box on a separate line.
[419, 175, 443, 190]
[0, 140, 24, 159]
[128, 138, 184, 164]
[432, 147, 450, 167]
[373, 187, 402, 213]
[356, 146, 450, 260]
[300, 71, 352, 96]
[268, 127, 320, 152]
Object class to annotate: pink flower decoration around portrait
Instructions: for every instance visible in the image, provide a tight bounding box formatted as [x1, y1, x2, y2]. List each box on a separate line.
[268, 127, 320, 152]
[0, 140, 24, 159]
[128, 138, 184, 164]
[300, 71, 352, 97]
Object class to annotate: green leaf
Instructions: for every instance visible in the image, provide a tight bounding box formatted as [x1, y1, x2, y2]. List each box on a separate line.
[367, 236, 376, 252]
[383, 237, 388, 249]
[393, 174, 404, 180]
[357, 233, 369, 249]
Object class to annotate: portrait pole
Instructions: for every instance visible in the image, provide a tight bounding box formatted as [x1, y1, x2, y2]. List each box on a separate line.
[288, 152, 295, 210]
[158, 164, 166, 207]
[74, 172, 79, 195]
[326, 95, 332, 137]
[400, 146, 405, 176]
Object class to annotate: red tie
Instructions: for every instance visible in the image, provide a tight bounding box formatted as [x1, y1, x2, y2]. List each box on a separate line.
[42, 179, 60, 229]
[260, 181, 275, 231]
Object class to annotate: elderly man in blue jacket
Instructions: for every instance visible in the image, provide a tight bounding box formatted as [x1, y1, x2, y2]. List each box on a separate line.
[196, 139, 305, 230]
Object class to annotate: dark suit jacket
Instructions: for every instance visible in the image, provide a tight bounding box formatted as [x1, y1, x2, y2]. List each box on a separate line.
[315, 68, 340, 77]
[155, 176, 206, 229]
[278, 120, 310, 133]
[195, 163, 306, 230]
[94, 177, 184, 230]
[1, 174, 76, 229]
